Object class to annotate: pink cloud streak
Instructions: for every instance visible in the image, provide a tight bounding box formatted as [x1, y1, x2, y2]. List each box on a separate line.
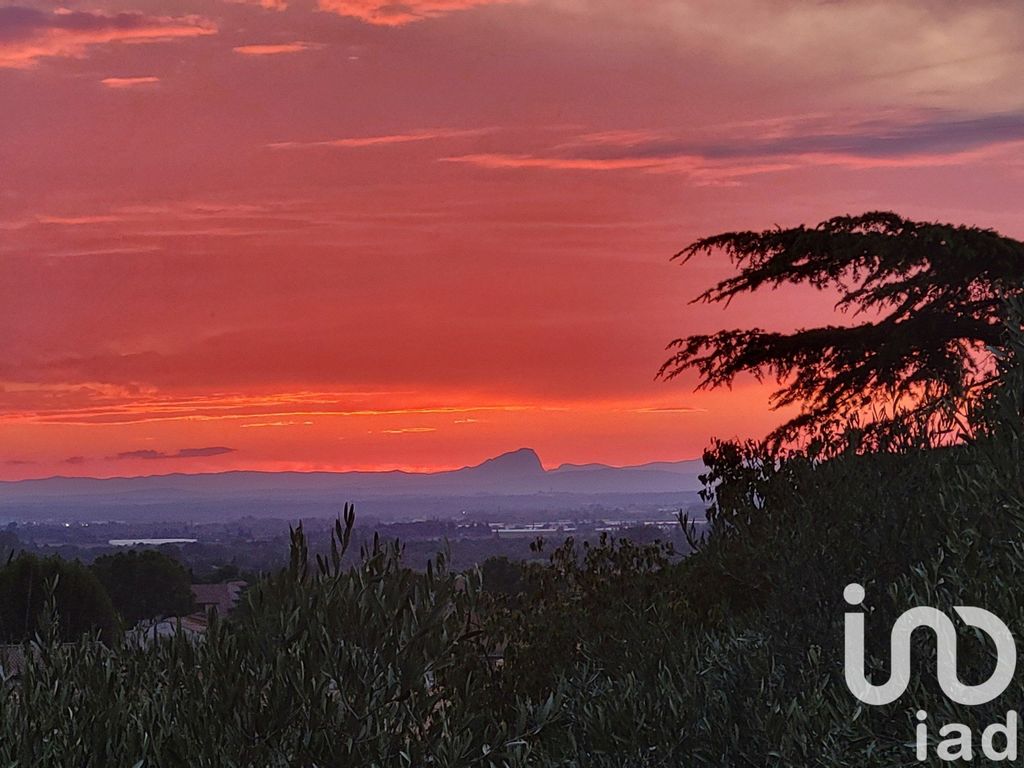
[268, 128, 493, 149]
[233, 42, 320, 56]
[316, 0, 517, 26]
[100, 76, 160, 89]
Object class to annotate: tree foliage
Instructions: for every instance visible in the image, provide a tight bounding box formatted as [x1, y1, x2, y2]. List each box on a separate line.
[91, 549, 194, 625]
[0, 507, 556, 767]
[0, 553, 118, 643]
[479, 556, 524, 595]
[659, 212, 1024, 442]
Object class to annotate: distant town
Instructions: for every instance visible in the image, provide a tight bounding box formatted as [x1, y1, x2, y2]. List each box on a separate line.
[0, 448, 704, 577]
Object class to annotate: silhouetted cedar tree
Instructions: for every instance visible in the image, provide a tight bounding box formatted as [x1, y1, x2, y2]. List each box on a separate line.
[659, 212, 1024, 444]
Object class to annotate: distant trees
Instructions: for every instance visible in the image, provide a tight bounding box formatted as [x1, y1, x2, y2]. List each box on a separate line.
[660, 212, 1024, 443]
[0, 548, 194, 641]
[91, 549, 193, 625]
[193, 562, 250, 585]
[0, 553, 118, 642]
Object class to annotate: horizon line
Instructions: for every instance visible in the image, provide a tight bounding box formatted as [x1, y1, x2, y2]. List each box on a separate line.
[0, 448, 704, 484]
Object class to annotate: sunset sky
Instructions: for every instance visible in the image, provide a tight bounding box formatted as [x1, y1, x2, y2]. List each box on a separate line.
[2, 0, 1024, 479]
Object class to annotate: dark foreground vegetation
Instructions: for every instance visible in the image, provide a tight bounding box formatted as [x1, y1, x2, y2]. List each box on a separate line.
[0, 548, 194, 643]
[3, 214, 1024, 765]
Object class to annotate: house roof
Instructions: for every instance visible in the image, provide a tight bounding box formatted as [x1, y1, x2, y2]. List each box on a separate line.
[191, 580, 247, 616]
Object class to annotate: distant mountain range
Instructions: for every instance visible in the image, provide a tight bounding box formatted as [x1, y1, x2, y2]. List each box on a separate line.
[0, 449, 704, 521]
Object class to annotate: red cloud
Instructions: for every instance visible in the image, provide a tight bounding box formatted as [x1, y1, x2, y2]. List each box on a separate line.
[268, 128, 492, 149]
[100, 76, 160, 89]
[441, 153, 680, 171]
[317, 0, 516, 26]
[228, 0, 288, 9]
[0, 7, 216, 69]
[233, 42, 320, 56]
